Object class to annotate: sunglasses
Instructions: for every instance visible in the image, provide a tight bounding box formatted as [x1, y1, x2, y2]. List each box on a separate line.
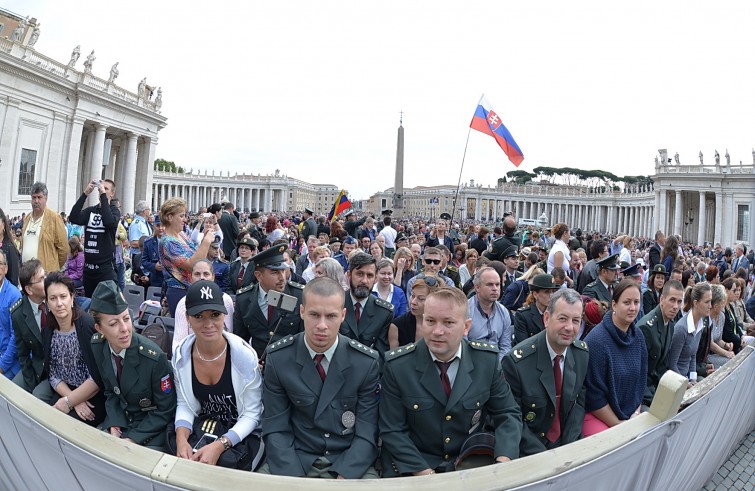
[424, 258, 441, 265]
[414, 274, 439, 287]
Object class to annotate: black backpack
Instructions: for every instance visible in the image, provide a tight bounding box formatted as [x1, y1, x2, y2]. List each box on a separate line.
[141, 318, 173, 359]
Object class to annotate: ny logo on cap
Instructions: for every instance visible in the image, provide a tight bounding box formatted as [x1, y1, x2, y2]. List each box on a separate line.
[200, 286, 214, 300]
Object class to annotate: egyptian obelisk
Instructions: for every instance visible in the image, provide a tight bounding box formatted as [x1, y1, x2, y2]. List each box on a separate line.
[393, 113, 404, 215]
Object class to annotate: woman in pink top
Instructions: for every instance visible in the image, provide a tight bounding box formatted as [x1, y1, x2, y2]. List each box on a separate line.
[66, 236, 85, 290]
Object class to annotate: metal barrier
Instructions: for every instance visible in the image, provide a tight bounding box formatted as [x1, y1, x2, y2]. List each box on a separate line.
[0, 345, 751, 491]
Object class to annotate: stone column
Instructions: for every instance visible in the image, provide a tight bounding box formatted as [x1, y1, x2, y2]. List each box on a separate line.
[0, 97, 20, 204]
[697, 192, 706, 246]
[674, 190, 683, 237]
[120, 133, 139, 215]
[714, 192, 723, 246]
[87, 123, 108, 205]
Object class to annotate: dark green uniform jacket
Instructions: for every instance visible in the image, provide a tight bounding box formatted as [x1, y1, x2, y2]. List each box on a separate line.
[636, 306, 674, 406]
[262, 333, 380, 478]
[11, 296, 46, 390]
[501, 330, 589, 456]
[513, 303, 545, 346]
[91, 332, 176, 446]
[583, 279, 612, 304]
[340, 294, 393, 356]
[379, 339, 521, 476]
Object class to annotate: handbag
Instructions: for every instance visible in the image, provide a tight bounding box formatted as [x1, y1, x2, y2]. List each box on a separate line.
[166, 415, 261, 470]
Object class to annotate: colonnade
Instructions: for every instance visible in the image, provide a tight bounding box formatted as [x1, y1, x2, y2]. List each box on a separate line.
[151, 182, 286, 213]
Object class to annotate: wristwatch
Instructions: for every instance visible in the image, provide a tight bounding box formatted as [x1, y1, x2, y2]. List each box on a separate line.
[218, 435, 232, 451]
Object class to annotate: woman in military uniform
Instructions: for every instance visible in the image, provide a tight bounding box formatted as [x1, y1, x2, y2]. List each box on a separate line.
[89, 280, 177, 449]
[513, 274, 560, 345]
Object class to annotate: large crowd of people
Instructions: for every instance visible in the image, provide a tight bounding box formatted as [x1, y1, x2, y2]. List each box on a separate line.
[1, 179, 754, 478]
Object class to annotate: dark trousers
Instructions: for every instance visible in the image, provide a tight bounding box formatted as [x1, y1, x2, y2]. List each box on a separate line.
[83, 264, 117, 298]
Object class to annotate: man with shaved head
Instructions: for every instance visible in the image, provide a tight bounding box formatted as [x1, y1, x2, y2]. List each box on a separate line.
[484, 216, 521, 262]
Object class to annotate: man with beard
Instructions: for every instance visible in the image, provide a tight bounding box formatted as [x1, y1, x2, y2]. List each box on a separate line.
[637, 280, 683, 407]
[234, 244, 304, 357]
[339, 252, 393, 356]
[502, 288, 588, 456]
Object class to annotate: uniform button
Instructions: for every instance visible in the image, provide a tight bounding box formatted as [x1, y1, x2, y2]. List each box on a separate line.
[444, 454, 450, 460]
[269, 331, 274, 336]
[325, 451, 330, 455]
[324, 433, 330, 438]
[445, 415, 452, 421]
[539, 433, 545, 437]
[413, 404, 419, 410]
[476, 402, 480, 407]
[531, 403, 536, 408]
[550, 413, 553, 417]
[444, 437, 450, 444]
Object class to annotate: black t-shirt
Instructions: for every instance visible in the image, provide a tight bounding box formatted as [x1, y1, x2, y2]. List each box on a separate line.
[392, 312, 417, 347]
[191, 343, 238, 426]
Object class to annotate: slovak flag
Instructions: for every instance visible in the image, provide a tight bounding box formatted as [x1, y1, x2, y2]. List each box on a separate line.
[469, 95, 524, 167]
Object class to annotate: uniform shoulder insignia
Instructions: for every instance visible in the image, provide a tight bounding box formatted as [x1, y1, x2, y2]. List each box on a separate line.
[572, 339, 589, 351]
[237, 284, 255, 295]
[374, 297, 394, 311]
[10, 299, 23, 313]
[266, 335, 295, 353]
[348, 339, 379, 359]
[516, 304, 530, 313]
[509, 342, 536, 362]
[287, 281, 304, 290]
[467, 340, 500, 353]
[90, 332, 105, 343]
[385, 342, 416, 361]
[447, 265, 458, 272]
[138, 342, 162, 360]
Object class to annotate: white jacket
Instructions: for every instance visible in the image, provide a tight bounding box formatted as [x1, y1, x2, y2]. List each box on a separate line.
[172, 331, 262, 445]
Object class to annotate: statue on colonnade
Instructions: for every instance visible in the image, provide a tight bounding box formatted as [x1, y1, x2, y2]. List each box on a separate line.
[699, 151, 703, 165]
[108, 62, 119, 84]
[83, 50, 95, 73]
[714, 150, 720, 165]
[725, 149, 730, 166]
[68, 45, 80, 67]
[674, 152, 680, 165]
[28, 24, 40, 48]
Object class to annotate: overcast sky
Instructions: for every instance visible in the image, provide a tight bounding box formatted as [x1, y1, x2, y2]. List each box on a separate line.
[8, 1, 755, 200]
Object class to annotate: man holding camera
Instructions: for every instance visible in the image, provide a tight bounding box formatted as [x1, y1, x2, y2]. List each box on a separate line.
[68, 179, 121, 297]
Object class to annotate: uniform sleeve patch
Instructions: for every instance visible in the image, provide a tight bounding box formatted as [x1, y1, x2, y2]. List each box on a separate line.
[161, 374, 172, 394]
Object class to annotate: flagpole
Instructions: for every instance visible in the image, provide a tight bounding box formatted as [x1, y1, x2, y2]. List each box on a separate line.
[450, 126, 473, 224]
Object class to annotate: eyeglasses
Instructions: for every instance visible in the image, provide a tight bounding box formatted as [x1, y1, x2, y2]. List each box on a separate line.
[424, 258, 441, 265]
[414, 274, 439, 287]
[30, 273, 47, 284]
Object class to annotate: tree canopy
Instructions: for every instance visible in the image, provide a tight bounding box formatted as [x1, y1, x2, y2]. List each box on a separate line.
[154, 158, 185, 174]
[500, 166, 651, 191]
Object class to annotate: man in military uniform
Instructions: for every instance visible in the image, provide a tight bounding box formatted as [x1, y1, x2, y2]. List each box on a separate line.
[234, 244, 304, 357]
[583, 254, 620, 304]
[343, 210, 367, 239]
[637, 280, 683, 408]
[207, 238, 230, 291]
[11, 260, 55, 403]
[226, 236, 257, 294]
[89, 281, 176, 449]
[502, 246, 521, 290]
[260, 277, 381, 478]
[300, 207, 317, 243]
[248, 211, 266, 243]
[379, 288, 521, 476]
[502, 289, 589, 457]
[484, 216, 520, 262]
[340, 252, 393, 356]
[513, 274, 561, 345]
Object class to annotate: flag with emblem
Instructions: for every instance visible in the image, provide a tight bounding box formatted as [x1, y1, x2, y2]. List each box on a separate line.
[161, 374, 172, 393]
[469, 95, 524, 167]
[326, 189, 352, 222]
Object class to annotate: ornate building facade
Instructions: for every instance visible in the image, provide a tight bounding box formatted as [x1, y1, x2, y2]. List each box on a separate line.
[0, 7, 165, 217]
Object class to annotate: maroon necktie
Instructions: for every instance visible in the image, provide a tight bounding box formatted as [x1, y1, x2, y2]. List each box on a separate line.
[354, 303, 361, 325]
[268, 305, 274, 322]
[237, 263, 246, 289]
[40, 303, 48, 330]
[314, 354, 326, 381]
[112, 354, 123, 385]
[547, 355, 563, 443]
[435, 360, 453, 398]
[608, 284, 614, 298]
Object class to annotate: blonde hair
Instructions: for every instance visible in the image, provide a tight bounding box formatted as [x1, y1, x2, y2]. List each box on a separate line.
[159, 198, 186, 227]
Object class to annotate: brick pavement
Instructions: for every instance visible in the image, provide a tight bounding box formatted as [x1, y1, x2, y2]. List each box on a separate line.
[701, 430, 755, 491]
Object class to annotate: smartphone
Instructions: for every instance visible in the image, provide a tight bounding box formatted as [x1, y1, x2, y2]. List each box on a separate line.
[203, 213, 212, 218]
[267, 290, 298, 313]
[192, 433, 218, 453]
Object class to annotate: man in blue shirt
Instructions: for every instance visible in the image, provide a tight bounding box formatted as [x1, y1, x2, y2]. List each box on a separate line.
[128, 200, 153, 266]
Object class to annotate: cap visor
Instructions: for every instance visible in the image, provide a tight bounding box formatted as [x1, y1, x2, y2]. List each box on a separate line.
[186, 304, 228, 316]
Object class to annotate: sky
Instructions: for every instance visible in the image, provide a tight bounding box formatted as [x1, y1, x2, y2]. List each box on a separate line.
[7, 1, 755, 200]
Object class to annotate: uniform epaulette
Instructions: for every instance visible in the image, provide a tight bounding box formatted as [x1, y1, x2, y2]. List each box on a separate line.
[468, 340, 500, 353]
[287, 281, 304, 290]
[374, 297, 394, 311]
[509, 341, 537, 362]
[385, 342, 416, 361]
[516, 304, 530, 313]
[348, 339, 379, 359]
[572, 339, 589, 351]
[138, 343, 162, 360]
[446, 265, 458, 272]
[10, 299, 23, 313]
[237, 284, 255, 295]
[266, 335, 295, 353]
[91, 332, 106, 344]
